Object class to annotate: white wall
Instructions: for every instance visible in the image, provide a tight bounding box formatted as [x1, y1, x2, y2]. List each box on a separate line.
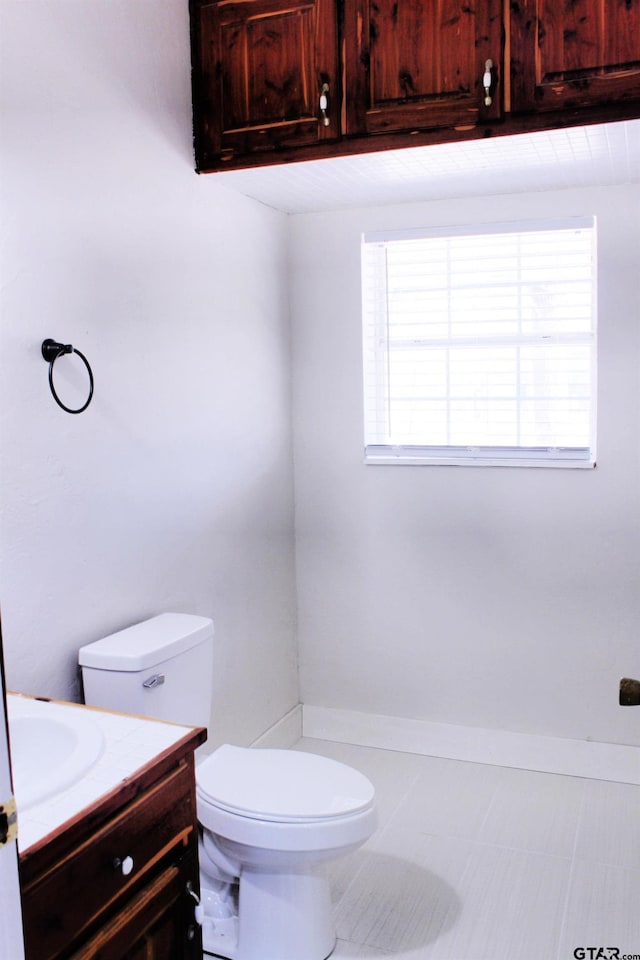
[0, 0, 298, 748]
[3, 0, 638, 759]
[290, 185, 640, 747]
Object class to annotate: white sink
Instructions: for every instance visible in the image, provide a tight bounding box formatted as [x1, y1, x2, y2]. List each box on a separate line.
[7, 695, 105, 811]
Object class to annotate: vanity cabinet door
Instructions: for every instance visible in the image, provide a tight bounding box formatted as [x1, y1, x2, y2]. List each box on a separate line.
[510, 0, 640, 113]
[20, 759, 198, 960]
[191, 0, 340, 169]
[343, 0, 504, 137]
[69, 856, 201, 960]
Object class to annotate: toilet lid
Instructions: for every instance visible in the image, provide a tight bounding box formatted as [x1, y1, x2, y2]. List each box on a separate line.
[196, 745, 375, 823]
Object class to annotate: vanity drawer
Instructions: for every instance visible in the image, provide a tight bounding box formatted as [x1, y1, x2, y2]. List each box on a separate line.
[21, 760, 196, 960]
[68, 852, 201, 960]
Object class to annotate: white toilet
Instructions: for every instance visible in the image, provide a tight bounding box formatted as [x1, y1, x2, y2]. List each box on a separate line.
[78, 613, 376, 960]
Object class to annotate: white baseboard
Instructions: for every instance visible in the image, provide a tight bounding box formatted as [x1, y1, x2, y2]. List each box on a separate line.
[251, 704, 303, 749]
[302, 705, 640, 785]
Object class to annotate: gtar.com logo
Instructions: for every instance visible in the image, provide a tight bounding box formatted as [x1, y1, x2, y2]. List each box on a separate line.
[573, 950, 640, 960]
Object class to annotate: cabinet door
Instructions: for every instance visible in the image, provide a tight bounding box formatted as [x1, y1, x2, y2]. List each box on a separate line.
[21, 762, 195, 960]
[192, 0, 340, 167]
[344, 0, 504, 137]
[511, 0, 640, 113]
[69, 860, 201, 960]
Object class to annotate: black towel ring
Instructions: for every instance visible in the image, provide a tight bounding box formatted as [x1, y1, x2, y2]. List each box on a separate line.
[41, 338, 94, 414]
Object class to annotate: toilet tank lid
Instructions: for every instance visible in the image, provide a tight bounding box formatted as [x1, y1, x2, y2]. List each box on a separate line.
[78, 613, 214, 672]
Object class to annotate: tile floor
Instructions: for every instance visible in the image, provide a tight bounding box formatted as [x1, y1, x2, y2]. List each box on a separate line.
[293, 737, 640, 960]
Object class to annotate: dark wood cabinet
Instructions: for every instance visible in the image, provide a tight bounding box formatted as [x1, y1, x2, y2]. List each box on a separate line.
[69, 857, 199, 960]
[190, 0, 640, 172]
[511, 0, 640, 114]
[343, 0, 503, 136]
[19, 727, 206, 960]
[192, 0, 340, 168]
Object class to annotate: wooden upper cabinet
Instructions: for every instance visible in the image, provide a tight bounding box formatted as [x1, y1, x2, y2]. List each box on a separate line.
[343, 0, 504, 137]
[511, 0, 640, 113]
[190, 0, 640, 172]
[191, 0, 340, 167]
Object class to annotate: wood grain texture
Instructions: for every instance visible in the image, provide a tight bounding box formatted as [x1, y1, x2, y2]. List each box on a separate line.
[192, 0, 640, 171]
[511, 0, 640, 112]
[19, 734, 203, 960]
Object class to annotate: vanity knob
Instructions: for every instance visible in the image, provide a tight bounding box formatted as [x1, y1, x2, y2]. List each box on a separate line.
[114, 855, 134, 876]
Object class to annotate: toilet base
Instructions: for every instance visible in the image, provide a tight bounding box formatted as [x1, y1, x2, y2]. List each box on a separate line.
[201, 883, 240, 959]
[202, 867, 336, 960]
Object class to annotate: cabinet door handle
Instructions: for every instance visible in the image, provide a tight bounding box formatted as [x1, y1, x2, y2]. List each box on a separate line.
[114, 855, 134, 876]
[319, 83, 330, 126]
[483, 59, 493, 106]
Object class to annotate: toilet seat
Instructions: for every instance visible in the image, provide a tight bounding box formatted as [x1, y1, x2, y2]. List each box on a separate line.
[196, 745, 377, 855]
[196, 744, 375, 822]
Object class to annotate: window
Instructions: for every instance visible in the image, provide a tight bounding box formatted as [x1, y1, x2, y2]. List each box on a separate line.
[362, 218, 597, 467]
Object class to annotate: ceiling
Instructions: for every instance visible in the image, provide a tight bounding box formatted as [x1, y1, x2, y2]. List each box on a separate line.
[212, 119, 640, 215]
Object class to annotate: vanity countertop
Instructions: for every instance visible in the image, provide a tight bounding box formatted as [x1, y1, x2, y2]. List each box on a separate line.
[8, 692, 205, 853]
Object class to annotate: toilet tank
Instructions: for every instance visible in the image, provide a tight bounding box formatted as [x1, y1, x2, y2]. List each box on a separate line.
[78, 613, 214, 730]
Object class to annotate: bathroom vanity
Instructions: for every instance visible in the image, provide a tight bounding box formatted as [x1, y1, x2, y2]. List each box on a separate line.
[11, 696, 206, 960]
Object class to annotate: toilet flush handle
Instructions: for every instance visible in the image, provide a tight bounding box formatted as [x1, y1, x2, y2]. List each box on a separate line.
[142, 674, 165, 689]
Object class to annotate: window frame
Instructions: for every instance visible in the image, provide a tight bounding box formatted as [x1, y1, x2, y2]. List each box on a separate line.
[362, 217, 598, 469]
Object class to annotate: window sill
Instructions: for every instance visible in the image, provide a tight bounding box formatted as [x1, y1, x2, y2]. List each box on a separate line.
[364, 447, 596, 469]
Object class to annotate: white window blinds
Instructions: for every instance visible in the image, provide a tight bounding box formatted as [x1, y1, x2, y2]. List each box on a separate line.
[362, 218, 597, 467]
